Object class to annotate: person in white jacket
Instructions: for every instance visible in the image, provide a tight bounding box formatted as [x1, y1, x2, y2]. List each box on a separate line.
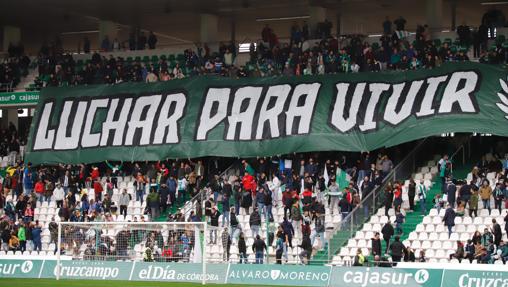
[269, 175, 281, 207]
[53, 183, 65, 208]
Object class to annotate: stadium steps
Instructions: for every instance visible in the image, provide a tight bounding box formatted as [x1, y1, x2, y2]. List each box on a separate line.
[311, 163, 472, 265]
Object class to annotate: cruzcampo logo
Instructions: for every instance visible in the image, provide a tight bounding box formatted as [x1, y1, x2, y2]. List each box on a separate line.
[497, 78, 508, 119]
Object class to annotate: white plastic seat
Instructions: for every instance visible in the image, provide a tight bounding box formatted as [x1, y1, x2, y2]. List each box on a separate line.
[479, 209, 489, 217]
[432, 217, 442, 225]
[463, 217, 472, 225]
[456, 225, 466, 233]
[459, 233, 470, 242]
[439, 233, 449, 241]
[425, 225, 435, 232]
[473, 217, 483, 225]
[415, 225, 425, 233]
[442, 241, 452, 250]
[379, 216, 388, 224]
[491, 209, 500, 217]
[429, 209, 438, 217]
[436, 225, 445, 233]
[411, 240, 421, 249]
[429, 232, 438, 241]
[370, 216, 379, 224]
[449, 233, 459, 241]
[421, 241, 431, 249]
[422, 217, 431, 225]
[432, 241, 442, 249]
[454, 217, 462, 225]
[408, 232, 418, 241]
[419, 232, 428, 240]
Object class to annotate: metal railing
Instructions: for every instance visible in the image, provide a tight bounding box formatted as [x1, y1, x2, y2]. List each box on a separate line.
[179, 162, 239, 221]
[326, 137, 430, 262]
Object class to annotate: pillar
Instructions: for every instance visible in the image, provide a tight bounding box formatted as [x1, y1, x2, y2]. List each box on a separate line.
[2, 26, 21, 52]
[450, 0, 457, 31]
[309, 6, 327, 38]
[200, 14, 219, 51]
[0, 108, 18, 130]
[98, 20, 118, 49]
[426, 0, 443, 37]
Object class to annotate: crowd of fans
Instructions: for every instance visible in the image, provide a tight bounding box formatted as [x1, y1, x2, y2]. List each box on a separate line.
[0, 43, 31, 91]
[351, 153, 508, 266]
[30, 17, 508, 90]
[0, 141, 397, 264]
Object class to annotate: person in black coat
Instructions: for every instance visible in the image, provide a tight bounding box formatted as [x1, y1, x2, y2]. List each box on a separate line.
[390, 236, 405, 262]
[443, 204, 456, 238]
[491, 218, 503, 246]
[446, 179, 457, 208]
[371, 232, 382, 257]
[381, 221, 394, 254]
[408, 179, 416, 211]
[238, 232, 247, 264]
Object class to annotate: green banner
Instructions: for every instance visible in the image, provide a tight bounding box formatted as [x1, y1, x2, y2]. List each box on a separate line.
[226, 264, 331, 286]
[0, 91, 39, 107]
[25, 62, 508, 165]
[329, 266, 442, 287]
[1, 259, 508, 287]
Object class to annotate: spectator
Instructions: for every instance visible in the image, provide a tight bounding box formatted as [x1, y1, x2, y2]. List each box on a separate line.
[371, 232, 382, 257]
[450, 241, 465, 262]
[221, 227, 231, 262]
[209, 207, 220, 244]
[249, 208, 261, 238]
[443, 203, 456, 238]
[148, 32, 157, 49]
[252, 234, 267, 264]
[480, 180, 492, 214]
[381, 221, 394, 254]
[492, 219, 502, 246]
[390, 236, 404, 262]
[238, 232, 247, 264]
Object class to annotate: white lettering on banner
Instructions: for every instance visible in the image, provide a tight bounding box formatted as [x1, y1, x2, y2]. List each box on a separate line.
[153, 93, 186, 144]
[137, 265, 218, 281]
[331, 83, 365, 132]
[359, 83, 390, 131]
[81, 99, 109, 148]
[125, 95, 162, 146]
[0, 261, 33, 275]
[100, 98, 133, 146]
[255, 84, 291, 139]
[383, 80, 423, 125]
[439, 71, 478, 114]
[458, 272, 508, 287]
[55, 264, 119, 280]
[416, 76, 448, 117]
[227, 268, 329, 282]
[33, 102, 55, 150]
[54, 101, 88, 150]
[31, 70, 481, 152]
[329, 71, 480, 132]
[196, 88, 230, 140]
[342, 268, 426, 287]
[226, 86, 263, 140]
[285, 83, 320, 135]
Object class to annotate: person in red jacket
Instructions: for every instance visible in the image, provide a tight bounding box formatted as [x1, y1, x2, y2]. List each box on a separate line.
[93, 179, 104, 201]
[34, 180, 45, 203]
[242, 172, 256, 194]
[91, 166, 100, 180]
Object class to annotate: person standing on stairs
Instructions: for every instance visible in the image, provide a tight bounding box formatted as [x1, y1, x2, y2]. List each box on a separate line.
[408, 178, 416, 212]
[443, 203, 456, 238]
[417, 180, 427, 215]
[371, 232, 382, 257]
[479, 179, 492, 215]
[384, 183, 394, 217]
[446, 177, 457, 208]
[395, 209, 405, 235]
[381, 221, 394, 255]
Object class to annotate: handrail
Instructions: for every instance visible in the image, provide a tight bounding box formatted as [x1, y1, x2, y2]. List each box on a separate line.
[326, 137, 430, 259]
[179, 161, 238, 221]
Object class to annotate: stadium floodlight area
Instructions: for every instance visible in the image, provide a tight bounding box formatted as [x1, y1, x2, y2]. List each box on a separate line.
[57, 222, 207, 284]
